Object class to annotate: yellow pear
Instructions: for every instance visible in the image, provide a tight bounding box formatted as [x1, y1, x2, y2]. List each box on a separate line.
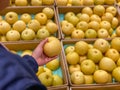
[75, 41, 89, 55]
[56, 0, 68, 6]
[15, 0, 28, 6]
[20, 13, 32, 24]
[93, 5, 105, 16]
[46, 22, 58, 34]
[66, 51, 79, 65]
[13, 20, 26, 33]
[99, 57, 116, 72]
[93, 70, 109, 84]
[81, 7, 93, 16]
[0, 21, 11, 35]
[43, 37, 61, 57]
[42, 0, 54, 5]
[42, 7, 54, 19]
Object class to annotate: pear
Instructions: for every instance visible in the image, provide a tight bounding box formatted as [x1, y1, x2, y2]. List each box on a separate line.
[52, 75, 63, 86]
[46, 59, 60, 71]
[0, 21, 11, 35]
[46, 22, 58, 34]
[15, 0, 28, 6]
[6, 30, 20, 41]
[20, 13, 32, 24]
[35, 13, 47, 25]
[38, 72, 53, 87]
[66, 52, 79, 65]
[87, 48, 103, 63]
[21, 28, 35, 40]
[75, 41, 89, 55]
[13, 20, 26, 33]
[5, 11, 18, 25]
[37, 28, 50, 39]
[81, 59, 96, 75]
[42, 7, 54, 19]
[42, 0, 54, 5]
[93, 70, 109, 84]
[27, 19, 41, 32]
[21, 50, 33, 57]
[31, 0, 42, 6]
[99, 57, 116, 72]
[112, 67, 120, 82]
[43, 37, 61, 57]
[71, 71, 85, 84]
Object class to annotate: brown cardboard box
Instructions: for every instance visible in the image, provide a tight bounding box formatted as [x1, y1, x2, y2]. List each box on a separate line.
[61, 39, 120, 90]
[70, 85, 120, 90]
[3, 40, 68, 89]
[56, 6, 120, 40]
[0, 6, 61, 40]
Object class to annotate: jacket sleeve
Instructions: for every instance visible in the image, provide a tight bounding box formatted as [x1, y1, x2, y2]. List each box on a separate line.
[22, 55, 38, 73]
[0, 44, 47, 90]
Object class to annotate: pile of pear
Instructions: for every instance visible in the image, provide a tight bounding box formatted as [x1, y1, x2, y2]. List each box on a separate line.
[10, 0, 54, 6]
[64, 37, 120, 85]
[61, 5, 120, 39]
[56, 0, 115, 6]
[0, 7, 58, 41]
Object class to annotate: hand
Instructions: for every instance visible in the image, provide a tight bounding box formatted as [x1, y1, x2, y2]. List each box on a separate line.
[32, 38, 58, 66]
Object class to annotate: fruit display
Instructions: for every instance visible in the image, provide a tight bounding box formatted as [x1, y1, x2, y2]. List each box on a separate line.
[5, 41, 68, 89]
[57, 5, 120, 39]
[55, 0, 115, 6]
[10, 0, 54, 6]
[0, 6, 60, 41]
[62, 37, 120, 88]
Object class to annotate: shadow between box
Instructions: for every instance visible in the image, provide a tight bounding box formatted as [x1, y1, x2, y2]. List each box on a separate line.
[56, 5, 120, 40]
[3, 40, 69, 89]
[61, 39, 120, 89]
[0, 5, 61, 40]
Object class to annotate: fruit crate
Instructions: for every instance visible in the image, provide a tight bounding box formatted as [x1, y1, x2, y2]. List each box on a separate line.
[70, 85, 120, 90]
[61, 38, 120, 89]
[48, 86, 69, 90]
[0, 6, 61, 41]
[3, 40, 68, 89]
[55, 0, 115, 7]
[56, 6, 120, 40]
[9, 0, 55, 6]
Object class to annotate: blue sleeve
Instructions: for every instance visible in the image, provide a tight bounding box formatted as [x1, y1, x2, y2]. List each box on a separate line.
[22, 55, 38, 73]
[0, 44, 46, 90]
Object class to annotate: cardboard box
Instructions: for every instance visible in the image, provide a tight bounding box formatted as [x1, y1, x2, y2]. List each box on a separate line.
[70, 85, 120, 90]
[61, 39, 120, 89]
[0, 6, 61, 40]
[56, 6, 120, 40]
[3, 40, 68, 89]
[48, 86, 69, 90]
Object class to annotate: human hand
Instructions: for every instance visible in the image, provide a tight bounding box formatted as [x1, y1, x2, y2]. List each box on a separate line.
[32, 38, 58, 66]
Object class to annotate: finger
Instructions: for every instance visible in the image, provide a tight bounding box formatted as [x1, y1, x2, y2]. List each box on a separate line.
[38, 38, 48, 48]
[47, 55, 58, 62]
